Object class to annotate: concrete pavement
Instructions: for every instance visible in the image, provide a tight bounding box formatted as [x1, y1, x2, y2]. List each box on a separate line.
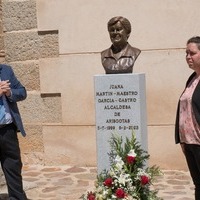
[0, 165, 195, 200]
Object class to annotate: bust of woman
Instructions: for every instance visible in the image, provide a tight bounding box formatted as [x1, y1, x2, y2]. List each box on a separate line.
[101, 16, 141, 74]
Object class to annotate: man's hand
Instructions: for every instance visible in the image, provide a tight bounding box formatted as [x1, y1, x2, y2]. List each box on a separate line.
[0, 80, 11, 97]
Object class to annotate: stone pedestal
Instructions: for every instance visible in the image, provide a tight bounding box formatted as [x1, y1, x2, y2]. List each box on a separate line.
[94, 73, 147, 173]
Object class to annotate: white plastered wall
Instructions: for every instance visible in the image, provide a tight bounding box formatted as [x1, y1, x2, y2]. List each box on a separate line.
[36, 0, 200, 169]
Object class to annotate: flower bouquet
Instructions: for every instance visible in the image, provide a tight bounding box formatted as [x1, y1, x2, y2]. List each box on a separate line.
[81, 133, 163, 200]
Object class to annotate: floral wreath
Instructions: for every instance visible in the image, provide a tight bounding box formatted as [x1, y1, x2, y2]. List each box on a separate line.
[81, 133, 163, 200]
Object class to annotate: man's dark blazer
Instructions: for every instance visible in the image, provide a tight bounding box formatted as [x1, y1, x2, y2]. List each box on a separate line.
[0, 64, 27, 136]
[175, 72, 200, 143]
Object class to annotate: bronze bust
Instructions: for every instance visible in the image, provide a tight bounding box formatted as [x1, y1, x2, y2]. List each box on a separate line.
[101, 16, 141, 74]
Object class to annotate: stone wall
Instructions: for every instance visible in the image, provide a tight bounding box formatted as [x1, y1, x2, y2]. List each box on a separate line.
[1, 0, 199, 170]
[1, 0, 61, 165]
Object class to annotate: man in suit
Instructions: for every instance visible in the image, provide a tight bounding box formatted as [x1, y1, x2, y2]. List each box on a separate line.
[0, 64, 27, 199]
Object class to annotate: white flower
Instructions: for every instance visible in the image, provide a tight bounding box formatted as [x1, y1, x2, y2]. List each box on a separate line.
[118, 173, 130, 186]
[111, 194, 117, 199]
[114, 155, 124, 170]
[115, 155, 123, 163]
[126, 196, 135, 200]
[136, 168, 150, 181]
[137, 168, 146, 175]
[109, 168, 116, 177]
[127, 149, 137, 157]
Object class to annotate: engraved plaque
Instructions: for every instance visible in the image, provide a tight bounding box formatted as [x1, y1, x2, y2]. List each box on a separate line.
[94, 73, 147, 173]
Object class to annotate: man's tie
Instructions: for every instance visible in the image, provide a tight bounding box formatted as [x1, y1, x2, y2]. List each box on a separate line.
[0, 96, 6, 124]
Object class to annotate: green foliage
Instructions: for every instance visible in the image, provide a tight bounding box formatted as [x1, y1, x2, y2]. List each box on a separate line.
[109, 133, 149, 168]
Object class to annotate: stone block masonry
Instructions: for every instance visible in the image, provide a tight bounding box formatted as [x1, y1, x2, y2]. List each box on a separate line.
[12, 60, 40, 91]
[0, 0, 61, 165]
[2, 0, 37, 32]
[4, 30, 59, 62]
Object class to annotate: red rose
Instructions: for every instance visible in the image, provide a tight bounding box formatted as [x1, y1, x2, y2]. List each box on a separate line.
[115, 188, 126, 198]
[104, 178, 113, 187]
[87, 191, 95, 200]
[141, 175, 149, 185]
[126, 155, 135, 164]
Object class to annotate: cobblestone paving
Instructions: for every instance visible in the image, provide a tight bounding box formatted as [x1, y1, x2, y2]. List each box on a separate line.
[0, 165, 194, 200]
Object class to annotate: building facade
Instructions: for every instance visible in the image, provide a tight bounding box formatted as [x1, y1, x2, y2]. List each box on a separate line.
[1, 0, 199, 170]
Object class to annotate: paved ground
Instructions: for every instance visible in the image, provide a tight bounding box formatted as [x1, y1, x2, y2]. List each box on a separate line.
[0, 165, 195, 200]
